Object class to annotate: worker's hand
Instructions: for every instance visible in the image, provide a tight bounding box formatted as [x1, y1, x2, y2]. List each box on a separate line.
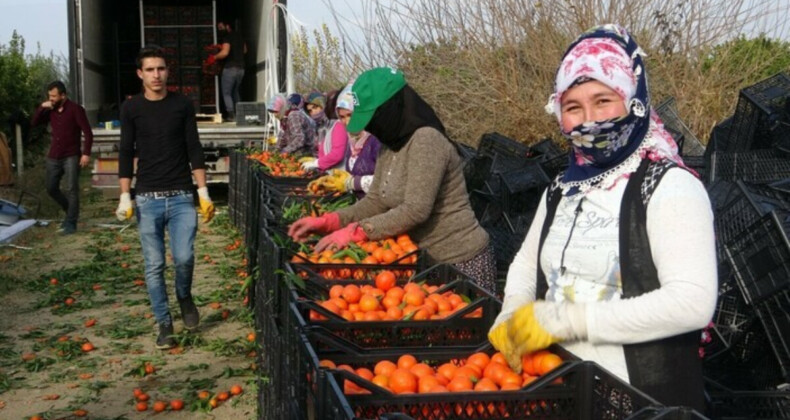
[315, 223, 368, 252]
[300, 158, 320, 172]
[41, 101, 53, 109]
[488, 321, 522, 373]
[206, 54, 216, 65]
[197, 187, 215, 223]
[322, 169, 351, 193]
[79, 155, 91, 168]
[507, 301, 587, 358]
[115, 192, 134, 222]
[489, 294, 532, 372]
[288, 212, 341, 242]
[307, 176, 329, 193]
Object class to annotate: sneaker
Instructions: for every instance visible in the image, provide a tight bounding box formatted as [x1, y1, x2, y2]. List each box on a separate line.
[58, 221, 76, 235]
[178, 297, 200, 330]
[156, 322, 176, 350]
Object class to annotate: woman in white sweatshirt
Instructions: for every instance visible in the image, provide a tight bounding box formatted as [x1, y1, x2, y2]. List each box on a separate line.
[488, 24, 717, 411]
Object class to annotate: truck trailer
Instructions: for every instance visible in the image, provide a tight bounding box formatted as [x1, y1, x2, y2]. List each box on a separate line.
[67, 0, 289, 188]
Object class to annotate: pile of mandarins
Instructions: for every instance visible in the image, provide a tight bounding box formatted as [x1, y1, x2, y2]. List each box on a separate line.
[320, 350, 564, 395]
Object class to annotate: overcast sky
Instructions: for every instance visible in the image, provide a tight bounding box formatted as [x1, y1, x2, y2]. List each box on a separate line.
[0, 0, 342, 58]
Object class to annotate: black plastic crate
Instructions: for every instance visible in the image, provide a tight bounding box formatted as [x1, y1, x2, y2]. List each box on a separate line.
[143, 29, 159, 46]
[703, 261, 760, 361]
[709, 148, 790, 184]
[243, 171, 264, 267]
[179, 44, 200, 67]
[291, 327, 581, 420]
[198, 27, 215, 47]
[712, 180, 790, 261]
[181, 68, 200, 86]
[256, 315, 287, 420]
[706, 378, 790, 419]
[478, 132, 531, 162]
[268, 193, 356, 229]
[655, 97, 706, 157]
[703, 117, 733, 181]
[286, 264, 500, 350]
[142, 5, 160, 25]
[483, 210, 533, 276]
[725, 209, 790, 305]
[159, 28, 179, 49]
[626, 406, 709, 420]
[179, 6, 199, 25]
[236, 102, 268, 126]
[320, 358, 659, 420]
[261, 179, 345, 219]
[159, 6, 178, 22]
[726, 73, 790, 152]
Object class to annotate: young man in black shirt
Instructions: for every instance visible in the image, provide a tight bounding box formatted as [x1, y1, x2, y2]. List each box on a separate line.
[211, 21, 246, 121]
[116, 46, 215, 349]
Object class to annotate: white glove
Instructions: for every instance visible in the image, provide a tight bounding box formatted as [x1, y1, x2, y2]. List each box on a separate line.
[527, 300, 588, 342]
[301, 159, 320, 171]
[116, 193, 134, 221]
[197, 186, 215, 223]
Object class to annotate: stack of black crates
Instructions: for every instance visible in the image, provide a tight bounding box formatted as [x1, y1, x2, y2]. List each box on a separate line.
[142, 4, 216, 113]
[698, 73, 790, 419]
[463, 133, 567, 281]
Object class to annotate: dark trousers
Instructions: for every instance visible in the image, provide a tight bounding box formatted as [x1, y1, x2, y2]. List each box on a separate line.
[45, 155, 80, 226]
[221, 66, 245, 117]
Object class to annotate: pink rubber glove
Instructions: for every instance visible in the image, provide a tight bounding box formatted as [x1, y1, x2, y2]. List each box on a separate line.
[288, 212, 341, 242]
[315, 223, 368, 252]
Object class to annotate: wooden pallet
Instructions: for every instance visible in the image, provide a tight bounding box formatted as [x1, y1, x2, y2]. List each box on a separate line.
[195, 113, 223, 124]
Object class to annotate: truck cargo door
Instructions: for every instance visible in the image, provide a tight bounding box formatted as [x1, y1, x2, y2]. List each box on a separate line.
[70, 0, 108, 125]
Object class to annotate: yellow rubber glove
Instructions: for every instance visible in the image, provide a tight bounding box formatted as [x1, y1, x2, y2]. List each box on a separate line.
[507, 302, 560, 358]
[115, 192, 134, 221]
[507, 301, 587, 358]
[488, 321, 522, 373]
[197, 187, 215, 223]
[308, 175, 330, 192]
[323, 169, 351, 193]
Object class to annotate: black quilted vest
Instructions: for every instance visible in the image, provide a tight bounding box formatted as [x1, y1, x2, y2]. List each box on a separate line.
[536, 158, 705, 411]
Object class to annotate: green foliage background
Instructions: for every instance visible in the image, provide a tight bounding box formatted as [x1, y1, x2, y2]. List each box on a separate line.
[0, 31, 69, 167]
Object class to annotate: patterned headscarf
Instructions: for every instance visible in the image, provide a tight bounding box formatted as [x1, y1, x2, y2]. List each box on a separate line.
[287, 93, 304, 110]
[267, 94, 287, 119]
[306, 91, 326, 109]
[336, 83, 355, 112]
[546, 24, 686, 194]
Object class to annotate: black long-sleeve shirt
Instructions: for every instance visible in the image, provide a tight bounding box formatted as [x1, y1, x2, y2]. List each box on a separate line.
[31, 99, 94, 159]
[119, 92, 205, 193]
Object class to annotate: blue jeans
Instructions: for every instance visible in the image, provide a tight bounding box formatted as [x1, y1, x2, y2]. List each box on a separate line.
[221, 66, 245, 115]
[45, 156, 80, 226]
[135, 193, 197, 326]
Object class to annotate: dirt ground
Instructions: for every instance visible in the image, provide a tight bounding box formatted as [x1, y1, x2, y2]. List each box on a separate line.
[0, 175, 260, 419]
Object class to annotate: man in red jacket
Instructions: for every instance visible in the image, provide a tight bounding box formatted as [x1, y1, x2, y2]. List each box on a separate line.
[31, 81, 93, 234]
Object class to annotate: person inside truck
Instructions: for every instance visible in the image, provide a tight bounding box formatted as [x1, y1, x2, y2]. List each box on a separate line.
[210, 20, 246, 122]
[288, 68, 496, 293]
[309, 83, 381, 198]
[31, 80, 94, 235]
[116, 46, 215, 350]
[487, 24, 716, 412]
[299, 91, 348, 173]
[267, 93, 316, 156]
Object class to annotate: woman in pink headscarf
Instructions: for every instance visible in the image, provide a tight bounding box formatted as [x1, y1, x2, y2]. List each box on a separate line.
[314, 83, 382, 198]
[489, 24, 716, 412]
